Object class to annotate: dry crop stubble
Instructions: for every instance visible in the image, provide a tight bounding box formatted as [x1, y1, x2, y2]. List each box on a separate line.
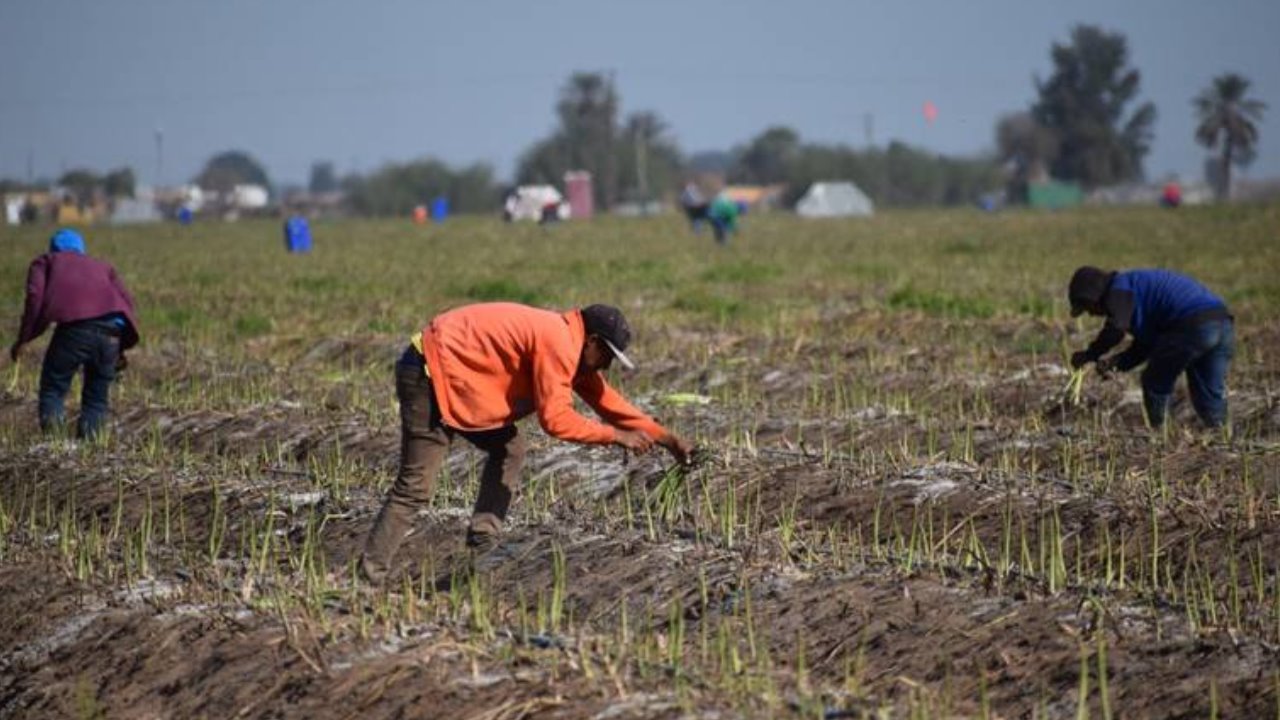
[0, 205, 1276, 717]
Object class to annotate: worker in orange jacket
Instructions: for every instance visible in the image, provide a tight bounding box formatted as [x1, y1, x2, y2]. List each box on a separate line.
[361, 302, 694, 583]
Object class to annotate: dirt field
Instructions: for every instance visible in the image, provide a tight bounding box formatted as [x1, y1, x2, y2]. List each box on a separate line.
[0, 209, 1277, 718]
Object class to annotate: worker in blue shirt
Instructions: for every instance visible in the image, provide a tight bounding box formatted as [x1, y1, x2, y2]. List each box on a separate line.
[1068, 266, 1234, 429]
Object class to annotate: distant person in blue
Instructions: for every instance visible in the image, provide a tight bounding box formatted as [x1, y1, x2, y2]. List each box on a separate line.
[283, 215, 312, 253]
[1068, 266, 1234, 429]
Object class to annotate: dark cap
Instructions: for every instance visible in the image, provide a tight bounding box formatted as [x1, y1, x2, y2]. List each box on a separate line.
[581, 304, 635, 370]
[1068, 266, 1112, 317]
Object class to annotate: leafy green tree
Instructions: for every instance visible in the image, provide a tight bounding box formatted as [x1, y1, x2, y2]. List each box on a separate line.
[995, 112, 1059, 203]
[730, 126, 801, 184]
[884, 141, 946, 205]
[687, 150, 733, 174]
[57, 169, 99, 204]
[54, 167, 135, 203]
[773, 137, 998, 208]
[1032, 25, 1156, 188]
[195, 150, 272, 194]
[517, 72, 686, 210]
[308, 161, 338, 194]
[0, 178, 37, 194]
[344, 158, 499, 216]
[555, 72, 618, 208]
[102, 167, 136, 198]
[516, 136, 572, 188]
[1194, 73, 1267, 200]
[615, 111, 683, 203]
[447, 163, 501, 214]
[345, 158, 451, 216]
[938, 155, 1004, 206]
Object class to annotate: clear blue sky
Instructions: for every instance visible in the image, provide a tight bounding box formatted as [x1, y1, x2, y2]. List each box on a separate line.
[2, 0, 1277, 188]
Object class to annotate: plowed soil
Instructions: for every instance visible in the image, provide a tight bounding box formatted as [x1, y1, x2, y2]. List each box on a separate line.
[1, 319, 1278, 719]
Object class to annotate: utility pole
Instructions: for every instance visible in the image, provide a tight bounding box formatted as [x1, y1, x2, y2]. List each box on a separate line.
[635, 125, 648, 213]
[865, 112, 889, 205]
[154, 128, 164, 188]
[603, 69, 617, 211]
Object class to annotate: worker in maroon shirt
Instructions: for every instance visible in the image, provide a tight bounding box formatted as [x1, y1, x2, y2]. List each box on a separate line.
[10, 228, 140, 439]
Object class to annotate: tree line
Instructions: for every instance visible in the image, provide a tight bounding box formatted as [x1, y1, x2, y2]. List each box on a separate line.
[4, 24, 1265, 213]
[316, 24, 1268, 214]
[996, 26, 1264, 202]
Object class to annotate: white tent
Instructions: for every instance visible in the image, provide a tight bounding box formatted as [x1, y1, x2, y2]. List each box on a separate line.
[4, 197, 22, 225]
[795, 181, 874, 218]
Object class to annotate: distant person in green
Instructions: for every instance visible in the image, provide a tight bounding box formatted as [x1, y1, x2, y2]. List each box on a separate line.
[707, 195, 739, 246]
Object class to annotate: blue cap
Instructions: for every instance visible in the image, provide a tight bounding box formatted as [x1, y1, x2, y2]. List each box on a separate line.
[49, 228, 86, 254]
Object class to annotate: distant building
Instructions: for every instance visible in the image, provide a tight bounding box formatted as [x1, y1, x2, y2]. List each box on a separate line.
[110, 198, 162, 224]
[4, 195, 24, 225]
[1027, 181, 1082, 210]
[611, 200, 667, 217]
[279, 189, 347, 219]
[231, 184, 269, 209]
[1086, 181, 1213, 207]
[1227, 177, 1280, 204]
[720, 184, 785, 212]
[564, 171, 594, 219]
[55, 197, 88, 224]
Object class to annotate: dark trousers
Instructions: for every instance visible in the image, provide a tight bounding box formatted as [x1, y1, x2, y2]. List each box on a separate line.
[38, 320, 121, 439]
[362, 350, 527, 580]
[709, 217, 734, 245]
[684, 203, 709, 233]
[1141, 318, 1234, 428]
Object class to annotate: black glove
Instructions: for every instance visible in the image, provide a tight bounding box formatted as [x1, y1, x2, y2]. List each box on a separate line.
[1095, 356, 1116, 376]
[1070, 350, 1093, 370]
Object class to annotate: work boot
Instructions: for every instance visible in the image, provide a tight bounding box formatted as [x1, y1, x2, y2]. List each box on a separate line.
[468, 530, 509, 574]
[431, 533, 499, 591]
[358, 554, 389, 586]
[465, 529, 500, 557]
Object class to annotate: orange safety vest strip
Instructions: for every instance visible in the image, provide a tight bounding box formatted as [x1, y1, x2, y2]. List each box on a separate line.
[419, 303, 666, 444]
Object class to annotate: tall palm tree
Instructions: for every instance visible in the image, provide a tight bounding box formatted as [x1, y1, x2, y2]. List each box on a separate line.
[1194, 73, 1267, 200]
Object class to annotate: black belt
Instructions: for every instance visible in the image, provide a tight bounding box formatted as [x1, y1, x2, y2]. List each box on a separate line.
[398, 344, 425, 367]
[65, 318, 123, 336]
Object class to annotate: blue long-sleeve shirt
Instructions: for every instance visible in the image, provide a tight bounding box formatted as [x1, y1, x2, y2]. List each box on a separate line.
[1084, 269, 1228, 369]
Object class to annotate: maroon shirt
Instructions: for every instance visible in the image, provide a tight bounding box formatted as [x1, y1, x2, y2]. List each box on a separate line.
[17, 252, 140, 350]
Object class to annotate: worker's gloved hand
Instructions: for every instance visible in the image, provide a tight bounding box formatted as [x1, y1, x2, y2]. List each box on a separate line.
[1095, 356, 1116, 376]
[115, 352, 129, 372]
[1070, 351, 1093, 370]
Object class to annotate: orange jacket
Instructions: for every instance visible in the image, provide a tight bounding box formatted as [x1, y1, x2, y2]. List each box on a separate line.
[420, 303, 666, 444]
